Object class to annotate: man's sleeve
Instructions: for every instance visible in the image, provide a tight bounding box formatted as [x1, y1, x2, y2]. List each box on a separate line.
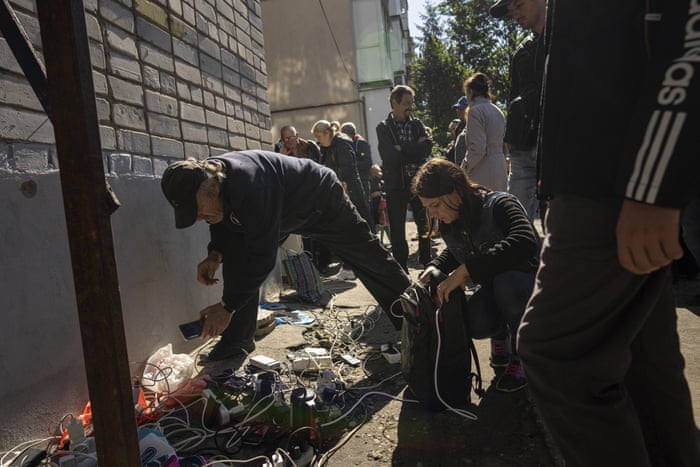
[617, 2, 700, 207]
[376, 121, 400, 166]
[399, 120, 433, 162]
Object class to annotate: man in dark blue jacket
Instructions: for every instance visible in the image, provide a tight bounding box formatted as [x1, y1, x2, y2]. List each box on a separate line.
[517, 2, 700, 465]
[162, 150, 411, 360]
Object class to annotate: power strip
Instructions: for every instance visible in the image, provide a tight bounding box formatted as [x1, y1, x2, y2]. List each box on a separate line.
[288, 348, 334, 372]
[261, 452, 285, 467]
[381, 344, 401, 364]
[249, 355, 281, 371]
[289, 354, 333, 371]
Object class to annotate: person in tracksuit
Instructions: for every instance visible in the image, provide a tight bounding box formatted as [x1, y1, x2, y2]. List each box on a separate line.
[517, 2, 700, 465]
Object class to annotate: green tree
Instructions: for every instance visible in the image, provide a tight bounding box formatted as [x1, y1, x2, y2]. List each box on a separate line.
[439, 0, 522, 104]
[409, 0, 524, 143]
[408, 3, 468, 150]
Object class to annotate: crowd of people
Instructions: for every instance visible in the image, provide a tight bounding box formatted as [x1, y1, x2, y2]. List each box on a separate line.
[160, 0, 699, 465]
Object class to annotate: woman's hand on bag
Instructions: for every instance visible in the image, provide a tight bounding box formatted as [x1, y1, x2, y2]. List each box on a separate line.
[418, 265, 439, 284]
[436, 264, 469, 303]
[199, 302, 232, 338]
[197, 251, 222, 285]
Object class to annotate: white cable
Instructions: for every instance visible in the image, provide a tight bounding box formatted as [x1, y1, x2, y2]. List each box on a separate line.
[204, 454, 272, 465]
[319, 391, 416, 427]
[0, 436, 57, 467]
[433, 305, 478, 420]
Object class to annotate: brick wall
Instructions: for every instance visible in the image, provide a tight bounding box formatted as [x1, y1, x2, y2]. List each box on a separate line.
[0, 0, 273, 175]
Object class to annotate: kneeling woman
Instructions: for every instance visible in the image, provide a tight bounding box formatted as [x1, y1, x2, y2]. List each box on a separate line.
[412, 159, 540, 392]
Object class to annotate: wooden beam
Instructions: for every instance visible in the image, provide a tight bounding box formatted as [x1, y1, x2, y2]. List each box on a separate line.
[35, 1, 141, 465]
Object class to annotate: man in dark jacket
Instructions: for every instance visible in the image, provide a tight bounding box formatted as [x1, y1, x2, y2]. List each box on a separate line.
[517, 2, 700, 465]
[376, 85, 433, 271]
[274, 125, 321, 162]
[341, 121, 375, 231]
[445, 96, 468, 166]
[161, 151, 410, 360]
[489, 0, 545, 221]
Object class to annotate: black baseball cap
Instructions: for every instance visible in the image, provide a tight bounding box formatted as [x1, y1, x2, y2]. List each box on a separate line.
[489, 0, 510, 19]
[161, 159, 207, 229]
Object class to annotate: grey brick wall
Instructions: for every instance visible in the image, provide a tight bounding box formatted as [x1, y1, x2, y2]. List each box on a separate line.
[0, 0, 274, 175]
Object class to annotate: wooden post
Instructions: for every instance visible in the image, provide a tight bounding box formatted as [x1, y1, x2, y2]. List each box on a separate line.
[35, 1, 141, 464]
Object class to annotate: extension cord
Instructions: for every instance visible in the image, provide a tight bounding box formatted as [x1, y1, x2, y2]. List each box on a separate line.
[289, 354, 333, 372]
[381, 344, 401, 364]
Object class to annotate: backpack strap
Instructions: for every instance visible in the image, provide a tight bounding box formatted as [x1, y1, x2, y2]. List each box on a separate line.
[469, 340, 485, 398]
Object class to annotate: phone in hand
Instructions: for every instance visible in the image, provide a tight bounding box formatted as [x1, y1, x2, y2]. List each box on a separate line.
[178, 319, 203, 340]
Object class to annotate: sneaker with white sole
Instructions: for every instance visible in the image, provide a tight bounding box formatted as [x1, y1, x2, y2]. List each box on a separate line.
[496, 358, 527, 392]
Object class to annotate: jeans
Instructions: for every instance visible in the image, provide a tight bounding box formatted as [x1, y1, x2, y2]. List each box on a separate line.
[386, 188, 431, 271]
[508, 148, 538, 222]
[466, 271, 535, 353]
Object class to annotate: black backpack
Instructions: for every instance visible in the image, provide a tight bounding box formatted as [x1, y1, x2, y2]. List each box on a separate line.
[399, 272, 484, 412]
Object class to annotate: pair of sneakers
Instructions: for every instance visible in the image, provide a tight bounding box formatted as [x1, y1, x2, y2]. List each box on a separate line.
[490, 338, 527, 393]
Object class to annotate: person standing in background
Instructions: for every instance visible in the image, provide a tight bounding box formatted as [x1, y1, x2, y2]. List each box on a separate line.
[489, 0, 546, 222]
[274, 125, 321, 162]
[376, 85, 433, 271]
[341, 121, 375, 232]
[461, 73, 508, 193]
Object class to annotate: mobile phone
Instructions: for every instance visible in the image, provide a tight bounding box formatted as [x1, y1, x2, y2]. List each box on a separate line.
[178, 319, 203, 340]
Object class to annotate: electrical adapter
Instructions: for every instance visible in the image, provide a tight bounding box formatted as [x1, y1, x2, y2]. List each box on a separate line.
[249, 355, 281, 371]
[66, 418, 85, 446]
[381, 344, 401, 364]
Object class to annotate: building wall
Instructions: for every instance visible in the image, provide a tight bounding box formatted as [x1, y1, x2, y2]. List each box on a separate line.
[261, 0, 410, 164]
[261, 0, 362, 146]
[0, 0, 270, 450]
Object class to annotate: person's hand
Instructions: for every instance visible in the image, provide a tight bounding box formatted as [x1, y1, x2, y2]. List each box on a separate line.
[435, 264, 469, 303]
[418, 265, 440, 284]
[199, 302, 233, 338]
[197, 251, 222, 285]
[393, 144, 401, 152]
[616, 200, 683, 275]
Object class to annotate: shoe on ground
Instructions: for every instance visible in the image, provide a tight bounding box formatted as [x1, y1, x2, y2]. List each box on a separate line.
[496, 358, 527, 393]
[490, 339, 509, 368]
[205, 339, 255, 361]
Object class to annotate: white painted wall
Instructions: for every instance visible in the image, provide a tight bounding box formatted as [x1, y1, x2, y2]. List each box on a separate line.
[0, 172, 221, 450]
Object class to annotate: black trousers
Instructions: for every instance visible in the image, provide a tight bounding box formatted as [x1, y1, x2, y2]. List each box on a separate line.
[385, 187, 431, 271]
[518, 195, 700, 467]
[300, 183, 412, 329]
[221, 183, 412, 342]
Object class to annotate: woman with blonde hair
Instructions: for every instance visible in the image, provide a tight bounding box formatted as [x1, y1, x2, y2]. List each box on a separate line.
[311, 120, 371, 223]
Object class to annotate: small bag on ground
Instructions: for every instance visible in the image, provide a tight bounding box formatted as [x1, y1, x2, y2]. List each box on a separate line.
[282, 249, 324, 304]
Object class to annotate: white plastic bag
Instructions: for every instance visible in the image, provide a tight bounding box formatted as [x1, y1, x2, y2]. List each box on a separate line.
[141, 343, 194, 393]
